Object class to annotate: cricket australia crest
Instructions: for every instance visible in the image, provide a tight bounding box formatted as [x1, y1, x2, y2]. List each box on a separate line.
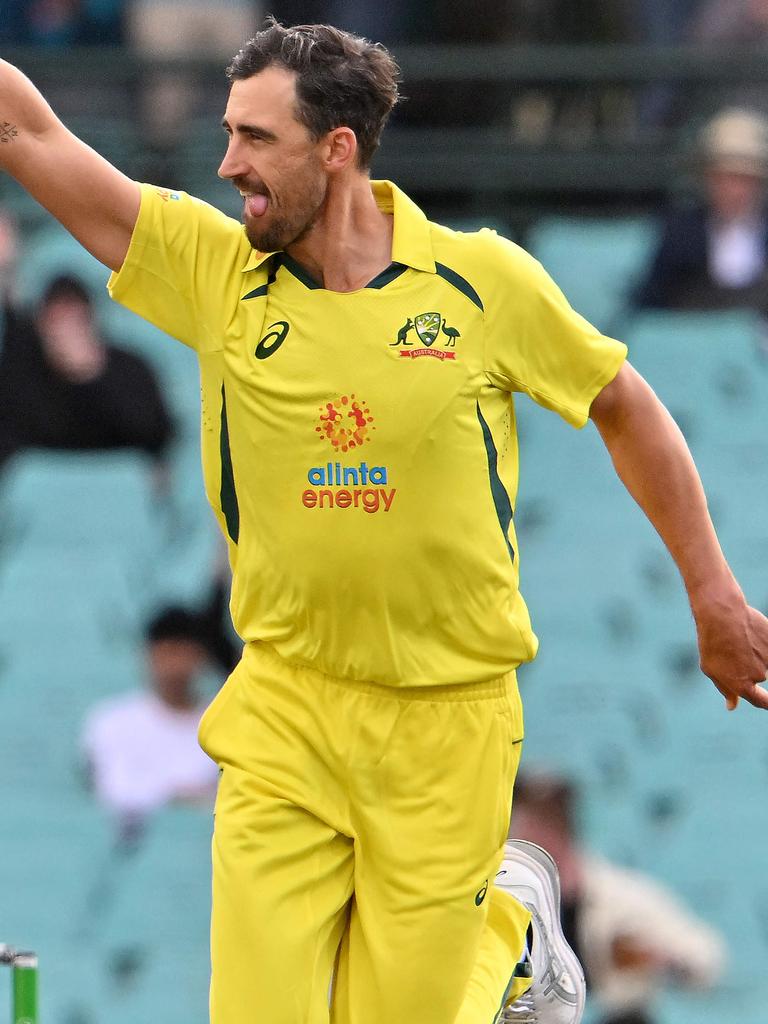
[389, 311, 462, 363]
[414, 312, 441, 347]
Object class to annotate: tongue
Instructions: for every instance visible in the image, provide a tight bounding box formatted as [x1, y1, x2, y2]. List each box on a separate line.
[247, 194, 268, 217]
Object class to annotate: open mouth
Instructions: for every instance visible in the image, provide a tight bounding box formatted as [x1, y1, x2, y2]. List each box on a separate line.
[239, 188, 270, 218]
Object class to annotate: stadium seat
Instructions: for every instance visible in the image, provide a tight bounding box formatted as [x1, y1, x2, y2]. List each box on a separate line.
[528, 215, 658, 333]
[14, 223, 112, 311]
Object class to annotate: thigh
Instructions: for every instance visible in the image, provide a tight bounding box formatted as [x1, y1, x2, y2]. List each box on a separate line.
[201, 653, 356, 1024]
[211, 764, 354, 1024]
[333, 678, 524, 1024]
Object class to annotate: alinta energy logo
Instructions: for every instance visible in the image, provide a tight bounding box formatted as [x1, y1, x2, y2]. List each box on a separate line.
[315, 394, 375, 452]
[390, 311, 461, 362]
[303, 395, 395, 514]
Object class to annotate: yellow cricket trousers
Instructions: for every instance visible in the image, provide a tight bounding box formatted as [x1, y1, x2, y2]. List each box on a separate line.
[198, 641, 532, 1024]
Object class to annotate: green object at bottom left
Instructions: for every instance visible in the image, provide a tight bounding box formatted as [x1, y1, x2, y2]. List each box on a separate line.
[12, 953, 38, 1024]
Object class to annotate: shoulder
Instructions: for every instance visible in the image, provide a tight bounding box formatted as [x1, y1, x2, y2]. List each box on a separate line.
[428, 223, 548, 311]
[138, 184, 249, 253]
[430, 222, 539, 278]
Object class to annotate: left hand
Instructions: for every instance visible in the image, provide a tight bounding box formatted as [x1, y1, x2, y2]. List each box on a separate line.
[693, 593, 768, 711]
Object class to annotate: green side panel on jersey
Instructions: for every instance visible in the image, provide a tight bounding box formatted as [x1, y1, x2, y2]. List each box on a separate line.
[476, 402, 514, 562]
[220, 384, 240, 544]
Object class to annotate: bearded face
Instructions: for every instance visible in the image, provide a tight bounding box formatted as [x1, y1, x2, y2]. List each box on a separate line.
[219, 68, 332, 255]
[235, 153, 328, 253]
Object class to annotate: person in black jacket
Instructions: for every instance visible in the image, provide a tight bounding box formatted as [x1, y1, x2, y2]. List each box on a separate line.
[636, 108, 768, 311]
[0, 274, 173, 466]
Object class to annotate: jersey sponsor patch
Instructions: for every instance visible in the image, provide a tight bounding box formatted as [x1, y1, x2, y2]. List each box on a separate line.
[302, 461, 395, 514]
[315, 395, 375, 452]
[305, 397, 394, 512]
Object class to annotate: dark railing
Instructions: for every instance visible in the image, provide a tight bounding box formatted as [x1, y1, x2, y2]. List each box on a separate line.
[3, 45, 768, 220]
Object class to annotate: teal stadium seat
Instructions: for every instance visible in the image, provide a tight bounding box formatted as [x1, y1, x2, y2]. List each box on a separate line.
[0, 453, 163, 696]
[14, 222, 113, 310]
[513, 309, 768, 1024]
[626, 310, 768, 600]
[528, 215, 658, 334]
[76, 806, 213, 1024]
[0, 451, 161, 576]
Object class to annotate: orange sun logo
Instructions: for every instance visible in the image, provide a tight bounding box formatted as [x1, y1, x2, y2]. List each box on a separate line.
[316, 395, 375, 452]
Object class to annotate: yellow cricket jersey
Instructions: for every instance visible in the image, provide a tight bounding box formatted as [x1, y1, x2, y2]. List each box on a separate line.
[108, 180, 626, 687]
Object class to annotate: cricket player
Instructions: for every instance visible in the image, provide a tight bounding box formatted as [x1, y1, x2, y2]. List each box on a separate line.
[2, 19, 767, 1024]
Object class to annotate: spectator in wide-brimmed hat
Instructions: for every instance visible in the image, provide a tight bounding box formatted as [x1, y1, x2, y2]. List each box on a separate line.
[636, 108, 768, 311]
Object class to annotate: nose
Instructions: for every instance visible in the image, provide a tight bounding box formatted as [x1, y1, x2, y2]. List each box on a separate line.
[218, 138, 249, 181]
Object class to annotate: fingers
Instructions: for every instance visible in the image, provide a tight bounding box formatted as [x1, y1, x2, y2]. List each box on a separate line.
[743, 682, 768, 711]
[720, 682, 768, 712]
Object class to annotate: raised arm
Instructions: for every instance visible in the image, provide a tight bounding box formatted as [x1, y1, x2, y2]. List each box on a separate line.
[590, 361, 768, 711]
[0, 59, 140, 271]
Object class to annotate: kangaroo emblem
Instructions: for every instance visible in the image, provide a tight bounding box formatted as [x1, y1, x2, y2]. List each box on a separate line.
[391, 317, 415, 346]
[441, 318, 461, 347]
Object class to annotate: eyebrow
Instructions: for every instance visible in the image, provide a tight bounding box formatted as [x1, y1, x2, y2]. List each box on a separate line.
[221, 118, 278, 143]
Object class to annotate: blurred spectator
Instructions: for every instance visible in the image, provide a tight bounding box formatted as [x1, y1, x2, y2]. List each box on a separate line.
[81, 607, 220, 825]
[0, 207, 18, 308]
[635, 109, 768, 310]
[509, 772, 724, 1024]
[691, 0, 768, 46]
[0, 1, 25, 43]
[0, 274, 173, 466]
[0, 0, 124, 46]
[127, 0, 260, 147]
[632, 0, 702, 43]
[689, 1, 768, 117]
[25, 0, 84, 47]
[271, 1, 418, 44]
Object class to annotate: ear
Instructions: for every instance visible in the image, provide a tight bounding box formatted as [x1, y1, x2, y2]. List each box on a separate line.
[323, 127, 358, 173]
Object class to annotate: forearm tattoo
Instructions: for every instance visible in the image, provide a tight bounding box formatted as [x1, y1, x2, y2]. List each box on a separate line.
[0, 121, 19, 143]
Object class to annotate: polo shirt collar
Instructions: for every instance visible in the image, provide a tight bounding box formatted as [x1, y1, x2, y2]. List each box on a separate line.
[241, 179, 435, 274]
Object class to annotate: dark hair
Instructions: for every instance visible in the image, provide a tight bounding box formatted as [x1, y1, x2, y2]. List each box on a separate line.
[40, 274, 92, 308]
[227, 18, 400, 169]
[146, 607, 205, 646]
[513, 773, 578, 835]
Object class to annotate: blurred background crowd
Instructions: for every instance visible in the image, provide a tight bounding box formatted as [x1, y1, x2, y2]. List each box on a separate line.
[2, 0, 767, 49]
[2, 4, 768, 1024]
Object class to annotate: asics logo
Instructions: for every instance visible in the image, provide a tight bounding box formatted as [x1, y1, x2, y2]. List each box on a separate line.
[255, 320, 289, 360]
[475, 880, 489, 906]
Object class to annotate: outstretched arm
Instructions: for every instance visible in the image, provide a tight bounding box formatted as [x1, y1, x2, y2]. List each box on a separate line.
[0, 59, 139, 271]
[590, 361, 768, 711]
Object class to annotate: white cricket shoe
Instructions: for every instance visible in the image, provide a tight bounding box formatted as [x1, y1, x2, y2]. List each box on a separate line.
[494, 840, 585, 1024]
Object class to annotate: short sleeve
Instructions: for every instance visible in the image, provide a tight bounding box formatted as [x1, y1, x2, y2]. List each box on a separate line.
[108, 184, 251, 352]
[482, 234, 627, 427]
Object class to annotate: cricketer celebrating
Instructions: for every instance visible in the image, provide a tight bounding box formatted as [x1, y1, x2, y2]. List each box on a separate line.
[2, 20, 767, 1024]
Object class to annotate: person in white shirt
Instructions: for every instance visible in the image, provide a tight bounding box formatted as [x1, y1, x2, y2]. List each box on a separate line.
[636, 108, 768, 311]
[82, 607, 221, 823]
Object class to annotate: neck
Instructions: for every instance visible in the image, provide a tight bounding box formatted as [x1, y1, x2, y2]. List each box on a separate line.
[285, 174, 394, 291]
